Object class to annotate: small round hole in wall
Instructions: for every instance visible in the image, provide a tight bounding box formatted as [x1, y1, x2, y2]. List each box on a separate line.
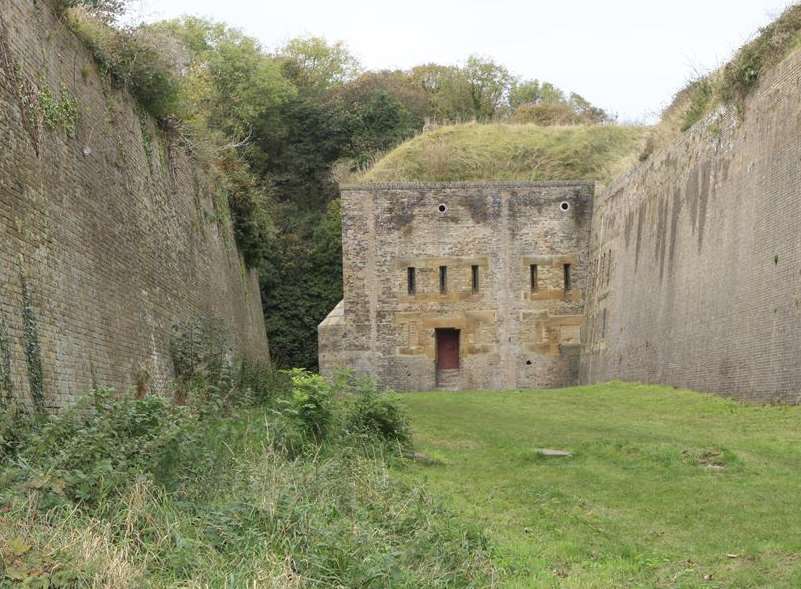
[438, 203, 447, 213]
[526, 360, 532, 366]
[560, 201, 570, 212]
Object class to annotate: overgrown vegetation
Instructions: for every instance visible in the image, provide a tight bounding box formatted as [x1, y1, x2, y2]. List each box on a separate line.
[651, 3, 801, 157]
[38, 85, 80, 136]
[62, 8, 275, 267]
[400, 382, 801, 587]
[359, 122, 646, 184]
[719, 4, 801, 110]
[0, 317, 12, 406]
[0, 368, 492, 587]
[20, 277, 45, 414]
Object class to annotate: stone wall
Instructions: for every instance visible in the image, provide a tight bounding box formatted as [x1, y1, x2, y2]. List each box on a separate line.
[0, 0, 269, 409]
[581, 48, 801, 403]
[320, 181, 593, 391]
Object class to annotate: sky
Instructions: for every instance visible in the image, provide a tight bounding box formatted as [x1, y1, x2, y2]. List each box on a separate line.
[132, 0, 795, 123]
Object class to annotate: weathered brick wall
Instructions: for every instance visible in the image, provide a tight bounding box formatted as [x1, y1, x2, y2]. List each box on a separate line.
[0, 0, 269, 409]
[581, 48, 801, 403]
[320, 181, 593, 391]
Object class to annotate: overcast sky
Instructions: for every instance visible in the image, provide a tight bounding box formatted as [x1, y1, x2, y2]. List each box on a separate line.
[132, 0, 795, 123]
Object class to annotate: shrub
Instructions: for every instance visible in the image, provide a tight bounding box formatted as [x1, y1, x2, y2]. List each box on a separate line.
[168, 317, 229, 385]
[38, 85, 80, 136]
[658, 3, 801, 143]
[511, 101, 580, 126]
[720, 5, 801, 111]
[238, 359, 292, 404]
[0, 402, 36, 461]
[57, 0, 128, 24]
[338, 373, 411, 448]
[214, 148, 276, 267]
[66, 8, 180, 121]
[2, 389, 202, 506]
[0, 369, 496, 587]
[279, 368, 334, 443]
[680, 76, 715, 131]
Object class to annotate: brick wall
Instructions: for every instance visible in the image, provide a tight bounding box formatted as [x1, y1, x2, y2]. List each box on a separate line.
[320, 181, 593, 391]
[581, 48, 801, 403]
[0, 0, 269, 408]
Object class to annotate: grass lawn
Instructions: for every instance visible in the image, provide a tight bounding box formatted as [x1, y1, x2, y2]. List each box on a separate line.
[396, 382, 801, 588]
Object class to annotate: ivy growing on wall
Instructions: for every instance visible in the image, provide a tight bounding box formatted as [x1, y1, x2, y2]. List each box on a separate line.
[169, 317, 230, 384]
[21, 276, 45, 413]
[0, 315, 12, 406]
[0, 17, 81, 156]
[38, 84, 80, 137]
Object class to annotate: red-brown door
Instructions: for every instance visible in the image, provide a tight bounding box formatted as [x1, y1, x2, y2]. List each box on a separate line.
[436, 329, 460, 369]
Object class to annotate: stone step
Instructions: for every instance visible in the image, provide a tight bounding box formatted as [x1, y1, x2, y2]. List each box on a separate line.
[436, 369, 462, 390]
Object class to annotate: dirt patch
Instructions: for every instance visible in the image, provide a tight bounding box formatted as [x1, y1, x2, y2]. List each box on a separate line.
[681, 447, 737, 470]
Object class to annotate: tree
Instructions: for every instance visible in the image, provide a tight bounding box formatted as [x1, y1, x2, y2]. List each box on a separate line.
[410, 64, 473, 122]
[260, 199, 343, 369]
[568, 93, 611, 124]
[278, 36, 362, 94]
[333, 70, 430, 127]
[463, 55, 513, 120]
[330, 71, 429, 166]
[509, 79, 543, 109]
[152, 18, 296, 139]
[62, 0, 128, 23]
[509, 78, 610, 126]
[509, 79, 566, 109]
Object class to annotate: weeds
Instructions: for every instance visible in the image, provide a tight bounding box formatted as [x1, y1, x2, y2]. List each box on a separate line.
[720, 4, 801, 111]
[38, 85, 80, 136]
[649, 3, 801, 160]
[0, 368, 493, 587]
[65, 8, 180, 122]
[679, 76, 715, 132]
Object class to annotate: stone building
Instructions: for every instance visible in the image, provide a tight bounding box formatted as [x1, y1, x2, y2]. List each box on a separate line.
[319, 181, 593, 391]
[321, 45, 801, 403]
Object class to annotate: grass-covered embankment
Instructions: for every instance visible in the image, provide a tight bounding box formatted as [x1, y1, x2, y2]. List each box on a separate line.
[357, 123, 646, 185]
[0, 370, 493, 588]
[398, 382, 801, 588]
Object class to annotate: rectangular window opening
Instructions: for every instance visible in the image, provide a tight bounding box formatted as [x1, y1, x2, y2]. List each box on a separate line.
[439, 266, 448, 294]
[530, 264, 539, 292]
[471, 265, 479, 293]
[563, 263, 572, 292]
[407, 267, 416, 295]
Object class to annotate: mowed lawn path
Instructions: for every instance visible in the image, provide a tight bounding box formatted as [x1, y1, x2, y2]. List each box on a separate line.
[396, 383, 801, 588]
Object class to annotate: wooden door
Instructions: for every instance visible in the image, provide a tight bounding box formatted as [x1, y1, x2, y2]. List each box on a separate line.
[436, 329, 460, 369]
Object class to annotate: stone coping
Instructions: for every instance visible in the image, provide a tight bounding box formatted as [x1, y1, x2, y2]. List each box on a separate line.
[341, 180, 596, 191]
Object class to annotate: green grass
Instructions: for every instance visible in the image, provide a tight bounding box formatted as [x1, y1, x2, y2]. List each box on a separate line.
[357, 123, 647, 186]
[396, 382, 801, 588]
